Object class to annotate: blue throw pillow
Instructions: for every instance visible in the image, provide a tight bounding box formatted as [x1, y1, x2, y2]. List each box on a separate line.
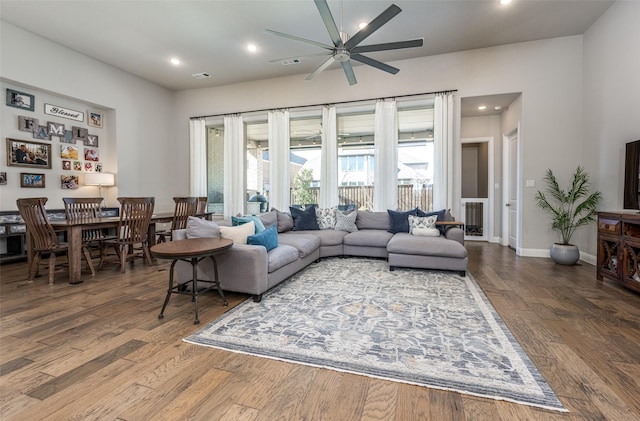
[232, 215, 265, 233]
[417, 208, 446, 234]
[247, 225, 278, 251]
[289, 205, 320, 231]
[387, 208, 419, 233]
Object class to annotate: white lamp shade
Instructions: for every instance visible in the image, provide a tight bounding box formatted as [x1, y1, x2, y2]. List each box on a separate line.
[84, 172, 115, 186]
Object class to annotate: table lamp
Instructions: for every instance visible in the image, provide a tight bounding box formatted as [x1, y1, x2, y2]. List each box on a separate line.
[84, 172, 115, 205]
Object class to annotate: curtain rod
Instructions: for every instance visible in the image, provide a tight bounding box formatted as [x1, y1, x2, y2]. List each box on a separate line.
[190, 89, 457, 120]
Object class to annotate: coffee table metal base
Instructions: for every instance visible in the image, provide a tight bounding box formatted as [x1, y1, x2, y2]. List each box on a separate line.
[159, 255, 228, 324]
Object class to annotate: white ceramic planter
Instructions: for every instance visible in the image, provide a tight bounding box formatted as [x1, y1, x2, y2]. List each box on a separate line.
[550, 243, 580, 265]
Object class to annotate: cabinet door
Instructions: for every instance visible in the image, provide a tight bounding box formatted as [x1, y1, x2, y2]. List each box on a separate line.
[622, 239, 640, 292]
[598, 233, 621, 280]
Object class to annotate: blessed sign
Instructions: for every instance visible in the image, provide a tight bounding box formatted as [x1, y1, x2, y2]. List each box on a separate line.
[44, 103, 84, 122]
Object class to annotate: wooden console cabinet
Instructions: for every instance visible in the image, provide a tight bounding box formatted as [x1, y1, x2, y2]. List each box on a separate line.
[597, 211, 640, 293]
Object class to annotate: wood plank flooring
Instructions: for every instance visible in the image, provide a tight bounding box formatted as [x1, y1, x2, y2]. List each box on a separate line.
[1, 242, 639, 420]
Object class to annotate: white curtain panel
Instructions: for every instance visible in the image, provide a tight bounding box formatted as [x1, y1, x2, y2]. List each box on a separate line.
[268, 110, 290, 211]
[320, 105, 338, 208]
[189, 118, 207, 196]
[373, 99, 398, 211]
[433, 92, 454, 211]
[223, 115, 245, 217]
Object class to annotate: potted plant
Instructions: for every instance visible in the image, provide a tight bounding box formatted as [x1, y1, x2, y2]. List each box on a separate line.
[535, 166, 602, 265]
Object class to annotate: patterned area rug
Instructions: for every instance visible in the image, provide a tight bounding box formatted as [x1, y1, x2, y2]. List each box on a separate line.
[185, 258, 566, 411]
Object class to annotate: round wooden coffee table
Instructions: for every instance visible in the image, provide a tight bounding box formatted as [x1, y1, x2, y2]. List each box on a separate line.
[151, 237, 233, 324]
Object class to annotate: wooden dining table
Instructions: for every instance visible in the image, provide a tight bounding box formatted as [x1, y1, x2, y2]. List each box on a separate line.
[35, 212, 211, 284]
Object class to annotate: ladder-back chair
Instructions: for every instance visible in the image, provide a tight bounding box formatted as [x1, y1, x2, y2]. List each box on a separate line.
[197, 196, 208, 214]
[99, 197, 155, 272]
[62, 197, 106, 276]
[157, 196, 200, 243]
[16, 197, 68, 284]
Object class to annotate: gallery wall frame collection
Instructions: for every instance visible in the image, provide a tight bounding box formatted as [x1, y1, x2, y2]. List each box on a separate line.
[4, 87, 108, 189]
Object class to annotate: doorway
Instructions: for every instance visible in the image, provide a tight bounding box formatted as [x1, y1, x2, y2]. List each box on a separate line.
[461, 137, 493, 241]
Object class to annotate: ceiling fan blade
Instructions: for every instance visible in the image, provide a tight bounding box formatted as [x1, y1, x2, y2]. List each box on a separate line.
[351, 54, 399, 75]
[265, 29, 333, 50]
[269, 52, 332, 64]
[351, 38, 423, 54]
[305, 56, 335, 81]
[345, 4, 402, 49]
[314, 0, 343, 47]
[341, 61, 357, 86]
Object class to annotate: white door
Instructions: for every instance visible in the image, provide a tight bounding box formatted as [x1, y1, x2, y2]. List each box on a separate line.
[503, 131, 519, 249]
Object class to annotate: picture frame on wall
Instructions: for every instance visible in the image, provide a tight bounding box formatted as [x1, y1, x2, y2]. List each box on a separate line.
[0, 172, 6, 185]
[47, 122, 66, 137]
[6, 89, 35, 111]
[71, 126, 88, 142]
[18, 116, 38, 132]
[33, 126, 51, 140]
[61, 175, 79, 189]
[20, 173, 45, 188]
[85, 134, 99, 147]
[88, 111, 103, 128]
[6, 138, 52, 169]
[60, 130, 75, 144]
[60, 144, 79, 160]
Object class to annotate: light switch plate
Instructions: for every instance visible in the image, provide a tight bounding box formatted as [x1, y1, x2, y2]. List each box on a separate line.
[526, 179, 535, 188]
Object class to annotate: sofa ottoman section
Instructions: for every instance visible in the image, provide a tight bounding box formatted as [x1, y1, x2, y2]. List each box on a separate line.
[343, 230, 394, 258]
[387, 233, 468, 275]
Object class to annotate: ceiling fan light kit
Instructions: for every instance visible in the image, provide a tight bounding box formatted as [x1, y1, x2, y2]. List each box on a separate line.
[266, 0, 423, 86]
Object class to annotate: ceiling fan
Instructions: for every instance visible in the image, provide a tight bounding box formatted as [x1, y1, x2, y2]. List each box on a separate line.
[266, 0, 423, 86]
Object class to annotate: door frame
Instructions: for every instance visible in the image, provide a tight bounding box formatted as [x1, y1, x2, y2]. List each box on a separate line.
[502, 125, 521, 251]
[460, 137, 494, 242]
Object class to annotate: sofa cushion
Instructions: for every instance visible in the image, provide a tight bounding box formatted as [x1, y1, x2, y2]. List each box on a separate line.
[278, 233, 321, 258]
[258, 210, 278, 229]
[185, 216, 221, 239]
[316, 207, 337, 230]
[387, 233, 467, 258]
[232, 215, 266, 233]
[356, 211, 390, 230]
[288, 229, 347, 247]
[267, 245, 299, 272]
[219, 221, 254, 244]
[247, 225, 278, 251]
[290, 206, 320, 231]
[343, 229, 394, 248]
[412, 227, 441, 237]
[272, 207, 294, 233]
[334, 209, 358, 232]
[388, 208, 418, 234]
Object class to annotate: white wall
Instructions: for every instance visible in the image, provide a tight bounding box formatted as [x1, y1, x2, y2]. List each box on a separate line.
[174, 36, 586, 252]
[0, 22, 180, 213]
[582, 1, 640, 255]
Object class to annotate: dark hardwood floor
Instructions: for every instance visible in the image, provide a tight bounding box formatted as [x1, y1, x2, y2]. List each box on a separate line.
[1, 242, 639, 420]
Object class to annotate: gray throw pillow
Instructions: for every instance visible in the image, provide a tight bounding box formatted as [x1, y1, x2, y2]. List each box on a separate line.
[334, 209, 358, 232]
[186, 216, 221, 239]
[258, 210, 278, 229]
[271, 207, 294, 233]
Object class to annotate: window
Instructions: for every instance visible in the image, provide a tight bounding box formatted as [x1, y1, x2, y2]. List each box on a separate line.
[206, 124, 224, 214]
[290, 115, 322, 207]
[246, 118, 269, 213]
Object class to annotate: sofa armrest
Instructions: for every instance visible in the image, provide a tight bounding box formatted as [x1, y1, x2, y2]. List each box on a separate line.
[174, 243, 269, 296]
[445, 227, 464, 245]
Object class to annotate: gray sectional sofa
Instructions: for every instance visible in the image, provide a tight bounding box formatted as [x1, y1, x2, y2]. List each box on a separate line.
[172, 209, 467, 303]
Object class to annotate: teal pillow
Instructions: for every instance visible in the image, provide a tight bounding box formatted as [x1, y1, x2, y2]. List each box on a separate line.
[232, 215, 265, 233]
[247, 225, 278, 251]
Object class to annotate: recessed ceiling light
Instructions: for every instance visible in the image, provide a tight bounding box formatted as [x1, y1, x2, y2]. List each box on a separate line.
[170, 57, 180, 65]
[494, 105, 503, 111]
[478, 105, 487, 110]
[500, 0, 512, 5]
[247, 44, 257, 53]
[358, 22, 368, 30]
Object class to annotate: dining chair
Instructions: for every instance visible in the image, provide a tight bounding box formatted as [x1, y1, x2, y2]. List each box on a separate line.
[62, 197, 107, 276]
[99, 197, 155, 272]
[16, 197, 68, 285]
[156, 196, 200, 243]
[197, 196, 208, 214]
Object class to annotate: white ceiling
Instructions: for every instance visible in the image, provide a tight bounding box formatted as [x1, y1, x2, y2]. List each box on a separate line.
[0, 0, 614, 92]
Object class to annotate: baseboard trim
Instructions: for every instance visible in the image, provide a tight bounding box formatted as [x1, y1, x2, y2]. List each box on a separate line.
[516, 248, 596, 266]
